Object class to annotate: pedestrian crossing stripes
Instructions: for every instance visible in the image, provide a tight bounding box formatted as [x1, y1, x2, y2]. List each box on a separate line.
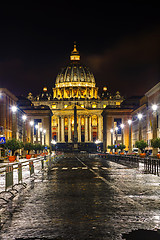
[51, 167, 58, 170]
[51, 166, 109, 171]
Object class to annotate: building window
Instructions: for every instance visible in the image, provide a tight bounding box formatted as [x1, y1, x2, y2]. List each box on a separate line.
[52, 105, 56, 109]
[92, 104, 97, 108]
[116, 102, 121, 106]
[103, 104, 106, 108]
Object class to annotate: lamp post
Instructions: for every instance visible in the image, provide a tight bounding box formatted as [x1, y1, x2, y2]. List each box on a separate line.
[120, 124, 124, 145]
[115, 127, 118, 145]
[40, 128, 43, 145]
[35, 125, 38, 144]
[30, 120, 34, 144]
[128, 120, 132, 154]
[152, 104, 158, 155]
[22, 115, 27, 143]
[11, 105, 17, 139]
[110, 129, 114, 145]
[138, 113, 143, 141]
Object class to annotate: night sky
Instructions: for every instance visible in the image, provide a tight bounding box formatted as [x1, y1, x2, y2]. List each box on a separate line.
[0, 3, 160, 99]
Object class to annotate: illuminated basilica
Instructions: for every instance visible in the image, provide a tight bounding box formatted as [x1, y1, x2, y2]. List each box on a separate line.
[28, 44, 123, 144]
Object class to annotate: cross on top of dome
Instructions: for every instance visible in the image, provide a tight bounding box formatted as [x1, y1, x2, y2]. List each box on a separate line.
[70, 42, 80, 61]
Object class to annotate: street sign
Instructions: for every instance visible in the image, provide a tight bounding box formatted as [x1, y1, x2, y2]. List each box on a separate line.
[0, 137, 6, 144]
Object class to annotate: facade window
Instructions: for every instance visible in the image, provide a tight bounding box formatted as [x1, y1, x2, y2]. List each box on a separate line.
[116, 102, 121, 105]
[92, 104, 97, 108]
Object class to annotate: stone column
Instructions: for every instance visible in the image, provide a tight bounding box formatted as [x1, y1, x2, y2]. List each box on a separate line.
[153, 111, 158, 155]
[30, 125, 34, 144]
[89, 116, 92, 142]
[139, 120, 142, 141]
[57, 116, 61, 142]
[74, 106, 78, 144]
[12, 111, 17, 139]
[61, 116, 65, 142]
[40, 129, 42, 145]
[128, 124, 132, 154]
[98, 115, 103, 141]
[23, 121, 27, 143]
[85, 116, 88, 142]
[78, 116, 81, 142]
[68, 116, 72, 142]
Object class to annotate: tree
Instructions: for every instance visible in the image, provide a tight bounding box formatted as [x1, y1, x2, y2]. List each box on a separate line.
[151, 138, 160, 149]
[33, 143, 42, 154]
[24, 142, 33, 154]
[4, 139, 22, 155]
[108, 145, 114, 152]
[135, 140, 148, 153]
[118, 144, 126, 152]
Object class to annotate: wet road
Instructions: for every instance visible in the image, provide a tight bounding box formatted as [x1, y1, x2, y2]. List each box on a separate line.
[1, 153, 160, 239]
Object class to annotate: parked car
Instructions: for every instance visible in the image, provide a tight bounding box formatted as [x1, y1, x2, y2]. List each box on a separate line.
[132, 148, 138, 154]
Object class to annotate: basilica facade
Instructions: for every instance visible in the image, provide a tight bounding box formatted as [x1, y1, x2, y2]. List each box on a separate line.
[28, 44, 123, 145]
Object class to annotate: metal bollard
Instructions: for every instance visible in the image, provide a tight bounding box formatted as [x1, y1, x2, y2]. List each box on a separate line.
[5, 165, 13, 190]
[29, 160, 34, 176]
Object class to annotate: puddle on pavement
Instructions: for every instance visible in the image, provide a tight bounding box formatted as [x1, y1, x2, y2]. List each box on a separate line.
[122, 229, 160, 239]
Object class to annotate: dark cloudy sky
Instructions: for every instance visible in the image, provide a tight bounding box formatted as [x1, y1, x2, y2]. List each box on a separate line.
[0, 3, 160, 98]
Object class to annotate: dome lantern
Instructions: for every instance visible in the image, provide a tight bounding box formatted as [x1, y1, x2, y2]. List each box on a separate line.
[70, 42, 80, 61]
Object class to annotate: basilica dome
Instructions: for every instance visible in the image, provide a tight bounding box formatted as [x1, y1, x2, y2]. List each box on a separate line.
[55, 44, 96, 88]
[55, 64, 96, 87]
[53, 43, 98, 100]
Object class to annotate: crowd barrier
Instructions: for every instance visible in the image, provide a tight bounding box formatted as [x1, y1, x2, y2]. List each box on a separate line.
[98, 153, 160, 176]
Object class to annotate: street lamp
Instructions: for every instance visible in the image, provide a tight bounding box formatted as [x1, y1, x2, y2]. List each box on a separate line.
[22, 115, 27, 143]
[152, 104, 158, 112]
[30, 121, 34, 126]
[120, 124, 124, 145]
[128, 119, 132, 154]
[40, 128, 43, 145]
[115, 127, 118, 144]
[30, 120, 34, 143]
[22, 115, 27, 121]
[11, 105, 18, 139]
[110, 129, 114, 145]
[137, 113, 143, 140]
[35, 125, 38, 143]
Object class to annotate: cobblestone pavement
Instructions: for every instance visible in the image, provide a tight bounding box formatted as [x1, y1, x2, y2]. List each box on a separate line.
[1, 154, 160, 239]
